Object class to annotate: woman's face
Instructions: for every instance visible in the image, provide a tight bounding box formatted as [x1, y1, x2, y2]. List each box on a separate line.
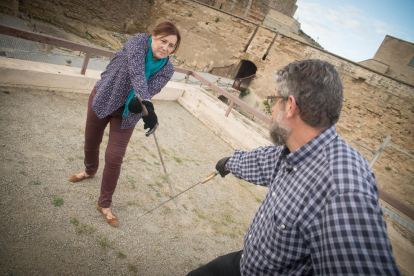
[151, 34, 178, 60]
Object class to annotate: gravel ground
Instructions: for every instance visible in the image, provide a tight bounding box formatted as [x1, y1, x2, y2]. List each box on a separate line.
[0, 87, 267, 275]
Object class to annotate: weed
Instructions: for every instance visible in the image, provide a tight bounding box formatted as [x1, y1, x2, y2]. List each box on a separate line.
[198, 263, 205, 267]
[29, 180, 42, 185]
[240, 88, 250, 98]
[224, 213, 233, 223]
[151, 154, 157, 158]
[255, 196, 262, 203]
[105, 132, 109, 137]
[77, 224, 95, 235]
[19, 171, 26, 175]
[385, 166, 392, 170]
[70, 218, 79, 226]
[98, 237, 110, 248]
[161, 148, 167, 154]
[128, 264, 138, 273]
[68, 157, 74, 161]
[215, 17, 220, 23]
[173, 156, 182, 163]
[226, 201, 234, 208]
[142, 146, 149, 152]
[230, 232, 237, 238]
[154, 162, 160, 165]
[117, 251, 127, 259]
[196, 163, 200, 166]
[126, 175, 136, 185]
[182, 205, 188, 210]
[139, 158, 147, 163]
[127, 201, 137, 206]
[53, 198, 64, 207]
[263, 99, 269, 105]
[163, 206, 172, 215]
[148, 184, 155, 189]
[76, 155, 84, 160]
[18, 161, 25, 164]
[193, 208, 206, 219]
[156, 192, 161, 198]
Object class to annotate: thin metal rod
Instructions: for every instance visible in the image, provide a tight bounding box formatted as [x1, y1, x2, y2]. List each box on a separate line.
[388, 144, 414, 159]
[137, 172, 218, 219]
[153, 132, 178, 209]
[351, 140, 376, 154]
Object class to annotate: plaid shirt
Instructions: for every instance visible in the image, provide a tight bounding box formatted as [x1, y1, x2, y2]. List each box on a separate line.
[93, 33, 174, 129]
[226, 126, 400, 275]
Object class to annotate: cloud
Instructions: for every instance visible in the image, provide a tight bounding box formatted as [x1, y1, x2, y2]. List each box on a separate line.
[295, 0, 402, 61]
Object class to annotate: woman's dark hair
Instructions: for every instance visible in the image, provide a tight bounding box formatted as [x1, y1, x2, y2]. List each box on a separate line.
[152, 22, 181, 54]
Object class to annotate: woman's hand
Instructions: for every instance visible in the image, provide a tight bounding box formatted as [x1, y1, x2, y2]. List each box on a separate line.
[142, 100, 158, 130]
[128, 95, 143, 114]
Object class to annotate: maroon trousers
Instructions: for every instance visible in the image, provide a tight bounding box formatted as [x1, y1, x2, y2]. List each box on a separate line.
[84, 88, 135, 208]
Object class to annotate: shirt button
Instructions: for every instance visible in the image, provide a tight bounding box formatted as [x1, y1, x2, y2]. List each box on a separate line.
[272, 192, 275, 196]
[281, 224, 286, 229]
[242, 254, 244, 258]
[249, 234, 252, 239]
[285, 171, 289, 175]
[293, 167, 298, 171]
[260, 214, 264, 218]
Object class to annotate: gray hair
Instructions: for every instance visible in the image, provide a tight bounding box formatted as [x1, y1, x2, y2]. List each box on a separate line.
[275, 59, 343, 129]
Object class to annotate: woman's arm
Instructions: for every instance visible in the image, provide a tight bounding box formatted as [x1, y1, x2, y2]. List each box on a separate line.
[125, 34, 151, 100]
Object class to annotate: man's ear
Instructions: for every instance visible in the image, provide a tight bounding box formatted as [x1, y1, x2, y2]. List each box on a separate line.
[285, 95, 298, 118]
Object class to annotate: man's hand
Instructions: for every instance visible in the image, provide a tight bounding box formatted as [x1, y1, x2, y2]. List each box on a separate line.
[142, 100, 158, 130]
[216, 157, 231, 177]
[128, 95, 143, 114]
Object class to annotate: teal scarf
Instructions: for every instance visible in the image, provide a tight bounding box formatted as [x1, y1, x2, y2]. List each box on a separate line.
[123, 36, 167, 117]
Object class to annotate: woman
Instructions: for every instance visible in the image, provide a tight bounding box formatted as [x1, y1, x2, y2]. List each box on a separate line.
[69, 22, 181, 227]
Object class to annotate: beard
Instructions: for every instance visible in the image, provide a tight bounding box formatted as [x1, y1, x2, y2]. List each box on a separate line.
[269, 110, 291, 146]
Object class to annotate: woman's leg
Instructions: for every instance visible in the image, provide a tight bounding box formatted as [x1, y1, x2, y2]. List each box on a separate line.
[98, 107, 135, 208]
[84, 88, 109, 176]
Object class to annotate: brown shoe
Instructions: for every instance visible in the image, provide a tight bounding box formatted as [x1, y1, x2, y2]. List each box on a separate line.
[97, 204, 118, 227]
[68, 172, 96, 182]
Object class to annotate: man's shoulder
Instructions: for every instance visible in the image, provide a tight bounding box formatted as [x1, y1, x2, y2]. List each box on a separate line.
[325, 135, 378, 196]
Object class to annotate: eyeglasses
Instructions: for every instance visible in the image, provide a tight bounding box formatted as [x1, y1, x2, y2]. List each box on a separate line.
[267, 95, 299, 107]
[267, 96, 285, 100]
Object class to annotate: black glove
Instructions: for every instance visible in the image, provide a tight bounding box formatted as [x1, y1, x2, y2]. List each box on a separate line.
[216, 157, 231, 178]
[142, 100, 158, 130]
[128, 95, 143, 114]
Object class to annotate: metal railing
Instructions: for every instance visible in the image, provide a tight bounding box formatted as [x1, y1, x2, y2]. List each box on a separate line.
[176, 67, 270, 124]
[233, 73, 256, 91]
[208, 64, 234, 78]
[0, 23, 116, 74]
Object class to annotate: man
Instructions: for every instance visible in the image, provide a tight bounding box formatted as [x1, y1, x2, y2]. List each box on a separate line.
[187, 60, 400, 275]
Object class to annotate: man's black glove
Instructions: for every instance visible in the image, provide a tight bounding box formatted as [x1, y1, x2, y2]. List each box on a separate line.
[128, 95, 143, 114]
[216, 157, 231, 178]
[142, 100, 158, 130]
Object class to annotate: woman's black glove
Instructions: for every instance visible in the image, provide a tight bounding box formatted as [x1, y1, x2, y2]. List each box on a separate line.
[216, 157, 231, 178]
[128, 95, 143, 114]
[142, 100, 158, 130]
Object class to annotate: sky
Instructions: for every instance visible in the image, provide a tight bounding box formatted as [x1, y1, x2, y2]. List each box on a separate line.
[295, 0, 414, 62]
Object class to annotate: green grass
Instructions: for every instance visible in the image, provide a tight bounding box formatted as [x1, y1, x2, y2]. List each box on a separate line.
[255, 196, 263, 203]
[53, 198, 64, 207]
[385, 166, 392, 170]
[230, 232, 237, 238]
[29, 180, 42, 185]
[19, 171, 26, 175]
[193, 208, 206, 219]
[215, 17, 220, 23]
[98, 237, 110, 248]
[68, 157, 74, 162]
[138, 158, 147, 163]
[162, 206, 172, 215]
[148, 184, 155, 190]
[156, 192, 161, 198]
[198, 263, 205, 267]
[151, 153, 157, 158]
[128, 264, 138, 273]
[127, 201, 137, 206]
[173, 156, 182, 163]
[154, 162, 160, 165]
[126, 175, 136, 189]
[70, 218, 79, 226]
[76, 224, 95, 235]
[76, 155, 84, 160]
[117, 251, 127, 259]
[142, 146, 149, 152]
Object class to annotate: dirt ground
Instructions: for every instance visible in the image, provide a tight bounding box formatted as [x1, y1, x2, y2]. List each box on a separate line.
[0, 88, 268, 275]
